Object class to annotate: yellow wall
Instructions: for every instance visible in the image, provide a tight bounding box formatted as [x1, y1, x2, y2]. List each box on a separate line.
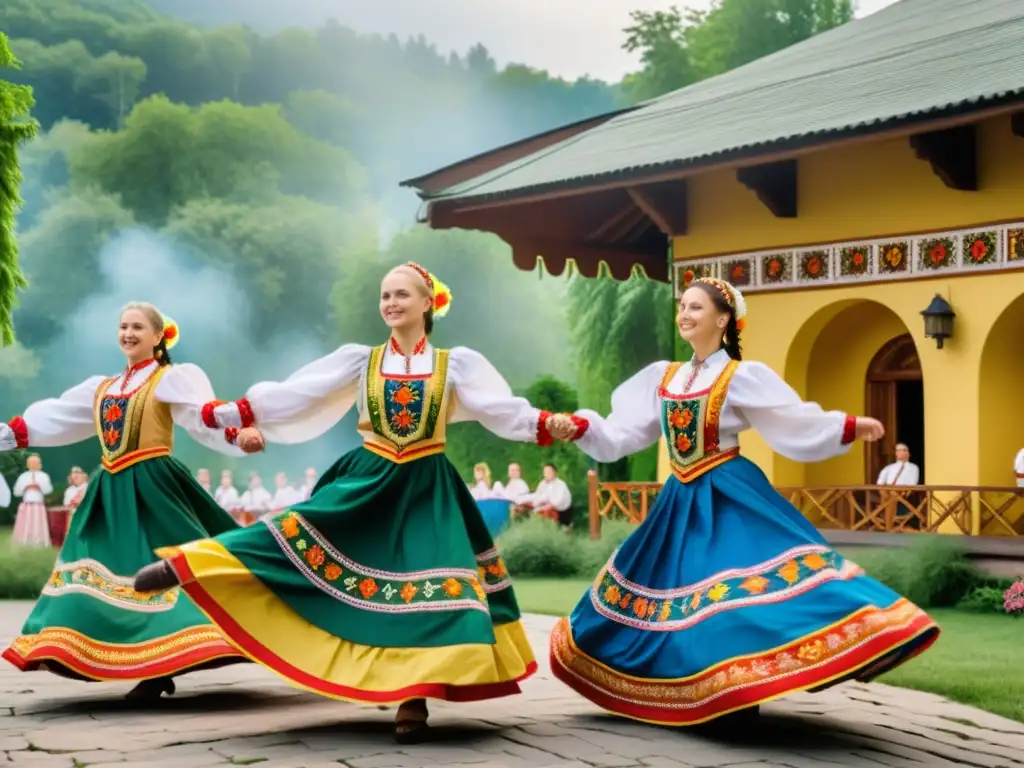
[658, 114, 1024, 489]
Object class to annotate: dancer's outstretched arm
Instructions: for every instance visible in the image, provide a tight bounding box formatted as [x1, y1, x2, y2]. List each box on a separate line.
[0, 376, 107, 452]
[201, 344, 372, 445]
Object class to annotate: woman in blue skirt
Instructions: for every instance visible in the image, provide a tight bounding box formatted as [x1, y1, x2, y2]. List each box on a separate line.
[546, 275, 939, 726]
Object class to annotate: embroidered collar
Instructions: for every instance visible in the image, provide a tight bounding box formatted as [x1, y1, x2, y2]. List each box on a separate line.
[118, 358, 155, 394]
[388, 336, 428, 357]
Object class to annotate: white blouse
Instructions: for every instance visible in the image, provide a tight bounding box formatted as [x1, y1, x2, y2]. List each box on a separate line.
[210, 342, 544, 445]
[0, 361, 243, 456]
[14, 470, 52, 504]
[576, 349, 852, 465]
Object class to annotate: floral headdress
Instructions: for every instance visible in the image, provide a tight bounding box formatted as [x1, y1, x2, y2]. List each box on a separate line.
[161, 314, 181, 349]
[404, 262, 453, 318]
[680, 271, 748, 331]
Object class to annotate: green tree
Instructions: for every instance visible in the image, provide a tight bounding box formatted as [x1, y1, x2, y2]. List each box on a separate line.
[0, 33, 39, 346]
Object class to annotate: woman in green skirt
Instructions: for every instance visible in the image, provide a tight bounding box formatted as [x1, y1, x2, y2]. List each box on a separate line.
[135, 263, 562, 742]
[1, 302, 248, 699]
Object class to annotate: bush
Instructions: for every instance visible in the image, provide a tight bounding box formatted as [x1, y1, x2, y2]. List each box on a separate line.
[497, 516, 583, 577]
[0, 531, 53, 599]
[957, 586, 1009, 614]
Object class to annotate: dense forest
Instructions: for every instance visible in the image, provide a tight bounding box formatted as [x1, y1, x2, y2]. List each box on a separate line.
[0, 0, 854, 516]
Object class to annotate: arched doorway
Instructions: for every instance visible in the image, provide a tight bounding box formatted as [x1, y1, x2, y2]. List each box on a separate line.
[865, 334, 924, 483]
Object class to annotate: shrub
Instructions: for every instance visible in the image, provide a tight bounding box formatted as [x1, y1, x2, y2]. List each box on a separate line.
[574, 518, 634, 575]
[0, 531, 53, 599]
[957, 586, 1010, 614]
[497, 516, 582, 577]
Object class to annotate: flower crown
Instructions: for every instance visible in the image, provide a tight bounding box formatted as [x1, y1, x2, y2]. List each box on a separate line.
[681, 271, 748, 331]
[161, 314, 180, 349]
[404, 262, 453, 318]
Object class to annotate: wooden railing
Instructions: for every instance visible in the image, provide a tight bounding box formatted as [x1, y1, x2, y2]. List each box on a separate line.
[586, 471, 1024, 539]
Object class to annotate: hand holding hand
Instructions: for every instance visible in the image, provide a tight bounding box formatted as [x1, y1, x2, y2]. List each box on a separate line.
[855, 417, 884, 442]
[236, 427, 266, 454]
[215, 403, 242, 429]
[545, 413, 579, 442]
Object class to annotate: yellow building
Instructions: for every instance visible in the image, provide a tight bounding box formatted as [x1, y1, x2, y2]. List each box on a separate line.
[405, 0, 1024, 528]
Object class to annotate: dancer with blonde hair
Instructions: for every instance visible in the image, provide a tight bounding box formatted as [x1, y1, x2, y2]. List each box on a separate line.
[1, 302, 248, 699]
[136, 263, 567, 743]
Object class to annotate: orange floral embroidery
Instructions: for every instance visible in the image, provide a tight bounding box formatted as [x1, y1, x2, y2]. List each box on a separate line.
[777, 560, 800, 585]
[604, 584, 621, 605]
[391, 385, 416, 407]
[658, 601, 672, 622]
[400, 582, 418, 603]
[280, 515, 300, 539]
[103, 403, 123, 422]
[359, 578, 378, 599]
[102, 427, 121, 447]
[323, 563, 342, 581]
[741, 575, 770, 594]
[471, 580, 486, 601]
[669, 407, 693, 429]
[390, 410, 415, 430]
[802, 553, 828, 571]
[619, 593, 632, 610]
[675, 433, 692, 453]
[442, 578, 463, 598]
[632, 597, 649, 618]
[304, 545, 325, 570]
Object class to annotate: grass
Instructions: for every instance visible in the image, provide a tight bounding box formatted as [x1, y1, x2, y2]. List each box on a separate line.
[513, 578, 1024, 724]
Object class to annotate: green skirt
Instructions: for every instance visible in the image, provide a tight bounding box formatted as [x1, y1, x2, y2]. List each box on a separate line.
[162, 447, 537, 704]
[2, 455, 248, 681]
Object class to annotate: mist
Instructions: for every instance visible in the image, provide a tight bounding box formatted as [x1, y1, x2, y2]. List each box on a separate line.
[42, 228, 357, 484]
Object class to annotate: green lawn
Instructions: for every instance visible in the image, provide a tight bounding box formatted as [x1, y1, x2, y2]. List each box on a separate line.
[513, 577, 1024, 724]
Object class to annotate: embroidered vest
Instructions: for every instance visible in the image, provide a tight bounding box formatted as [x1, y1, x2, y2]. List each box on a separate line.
[358, 345, 452, 464]
[93, 366, 173, 473]
[660, 359, 740, 483]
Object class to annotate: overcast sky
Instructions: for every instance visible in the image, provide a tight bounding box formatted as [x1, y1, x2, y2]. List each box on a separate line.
[329, 0, 901, 81]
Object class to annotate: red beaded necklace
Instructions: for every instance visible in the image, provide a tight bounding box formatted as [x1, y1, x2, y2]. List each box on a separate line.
[120, 358, 155, 394]
[389, 336, 427, 375]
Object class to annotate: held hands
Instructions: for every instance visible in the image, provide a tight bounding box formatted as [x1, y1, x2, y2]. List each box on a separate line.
[545, 413, 579, 442]
[236, 427, 266, 454]
[854, 417, 885, 442]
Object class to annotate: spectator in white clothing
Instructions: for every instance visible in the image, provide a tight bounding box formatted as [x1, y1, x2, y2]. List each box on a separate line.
[515, 463, 573, 528]
[240, 472, 272, 523]
[493, 462, 530, 502]
[195, 468, 212, 495]
[215, 469, 242, 522]
[468, 462, 497, 500]
[1015, 448, 1024, 488]
[299, 467, 318, 500]
[876, 443, 920, 486]
[271, 472, 303, 514]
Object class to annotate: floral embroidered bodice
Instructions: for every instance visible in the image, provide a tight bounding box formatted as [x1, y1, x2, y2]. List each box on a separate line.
[659, 360, 740, 482]
[93, 366, 174, 472]
[359, 344, 451, 463]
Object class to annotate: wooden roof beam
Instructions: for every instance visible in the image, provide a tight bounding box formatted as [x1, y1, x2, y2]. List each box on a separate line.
[909, 124, 977, 191]
[626, 179, 688, 236]
[507, 238, 669, 282]
[736, 159, 797, 218]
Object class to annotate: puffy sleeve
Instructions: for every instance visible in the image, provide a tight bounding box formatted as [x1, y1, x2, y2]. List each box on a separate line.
[0, 376, 106, 450]
[728, 361, 856, 462]
[0, 474, 9, 508]
[447, 347, 547, 443]
[573, 361, 669, 463]
[155, 364, 245, 456]
[208, 344, 371, 444]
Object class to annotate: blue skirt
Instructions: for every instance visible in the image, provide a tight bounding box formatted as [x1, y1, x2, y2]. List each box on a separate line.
[549, 456, 939, 725]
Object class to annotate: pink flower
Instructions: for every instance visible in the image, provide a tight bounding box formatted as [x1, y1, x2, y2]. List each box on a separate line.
[1003, 580, 1024, 614]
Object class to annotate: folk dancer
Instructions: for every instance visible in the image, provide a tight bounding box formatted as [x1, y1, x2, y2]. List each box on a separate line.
[0, 303, 248, 699]
[544, 276, 940, 726]
[12, 455, 53, 548]
[136, 263, 565, 743]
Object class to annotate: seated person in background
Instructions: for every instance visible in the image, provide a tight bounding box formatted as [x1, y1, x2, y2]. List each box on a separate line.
[493, 461, 530, 502]
[215, 469, 242, 522]
[467, 462, 497, 500]
[1016, 447, 1024, 488]
[512, 463, 572, 527]
[195, 467, 213, 495]
[271, 471, 303, 515]
[876, 443, 919, 486]
[299, 467, 318, 500]
[239, 472, 272, 524]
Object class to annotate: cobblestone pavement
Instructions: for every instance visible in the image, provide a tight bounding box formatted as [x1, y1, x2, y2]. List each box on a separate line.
[2, 602, 1023, 768]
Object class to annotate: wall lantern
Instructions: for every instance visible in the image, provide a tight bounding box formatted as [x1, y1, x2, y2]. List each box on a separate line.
[920, 293, 955, 349]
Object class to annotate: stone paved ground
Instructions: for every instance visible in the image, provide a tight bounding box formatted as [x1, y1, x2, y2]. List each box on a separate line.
[2, 602, 1023, 768]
